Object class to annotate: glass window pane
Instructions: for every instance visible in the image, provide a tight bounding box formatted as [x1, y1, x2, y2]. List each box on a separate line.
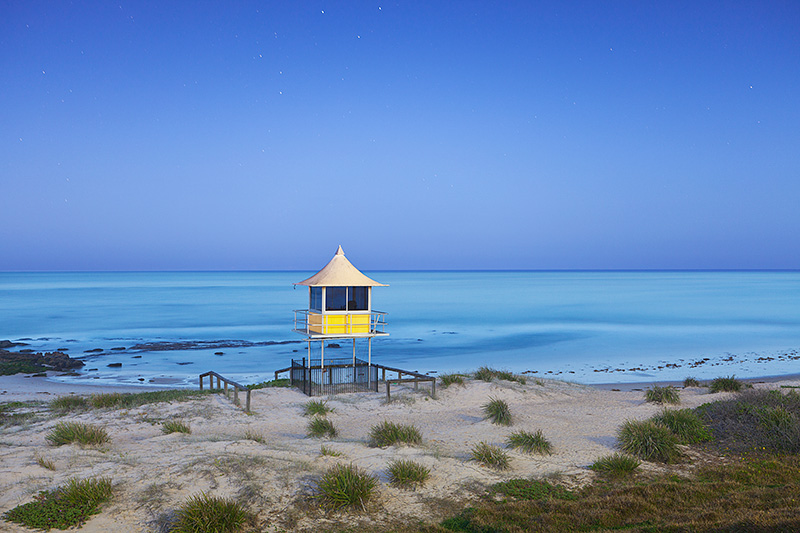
[326, 287, 346, 311]
[348, 286, 368, 310]
[310, 287, 322, 311]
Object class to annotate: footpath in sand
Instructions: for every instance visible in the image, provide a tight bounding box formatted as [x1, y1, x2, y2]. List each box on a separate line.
[2, 375, 798, 532]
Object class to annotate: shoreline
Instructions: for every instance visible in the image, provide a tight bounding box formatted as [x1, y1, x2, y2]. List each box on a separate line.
[3, 369, 800, 403]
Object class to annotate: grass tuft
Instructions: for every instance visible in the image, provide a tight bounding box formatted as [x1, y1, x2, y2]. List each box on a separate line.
[50, 395, 89, 411]
[242, 430, 264, 443]
[506, 429, 553, 455]
[46, 421, 110, 446]
[482, 396, 512, 426]
[315, 463, 378, 510]
[320, 445, 342, 457]
[171, 492, 253, 532]
[590, 453, 641, 478]
[307, 416, 337, 439]
[161, 420, 191, 435]
[617, 419, 681, 463]
[645, 385, 681, 405]
[387, 459, 431, 489]
[368, 420, 422, 447]
[490, 478, 577, 501]
[247, 378, 291, 389]
[2, 477, 113, 530]
[86, 389, 214, 409]
[474, 366, 526, 384]
[471, 442, 511, 470]
[303, 399, 333, 417]
[36, 455, 56, 470]
[652, 408, 713, 444]
[683, 376, 701, 388]
[709, 375, 745, 393]
[439, 373, 465, 388]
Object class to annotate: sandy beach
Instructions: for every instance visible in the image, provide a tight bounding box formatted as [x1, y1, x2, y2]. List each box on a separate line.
[2, 372, 800, 532]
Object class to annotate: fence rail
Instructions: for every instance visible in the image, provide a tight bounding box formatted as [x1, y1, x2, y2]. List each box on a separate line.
[199, 371, 251, 413]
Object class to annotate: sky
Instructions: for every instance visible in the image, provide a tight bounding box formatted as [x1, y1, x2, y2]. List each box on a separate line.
[1, 1, 799, 271]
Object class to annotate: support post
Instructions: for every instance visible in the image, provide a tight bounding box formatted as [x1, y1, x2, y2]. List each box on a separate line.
[234, 386, 238, 405]
[246, 389, 251, 413]
[368, 337, 372, 388]
[386, 380, 391, 402]
[199, 375, 204, 390]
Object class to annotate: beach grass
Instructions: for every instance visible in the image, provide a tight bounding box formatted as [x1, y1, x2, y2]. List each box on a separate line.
[161, 420, 191, 435]
[242, 430, 264, 443]
[387, 459, 431, 488]
[697, 389, 800, 455]
[307, 416, 337, 439]
[439, 373, 465, 388]
[303, 399, 333, 417]
[652, 408, 713, 444]
[590, 453, 641, 478]
[368, 421, 422, 447]
[86, 389, 215, 409]
[2, 477, 113, 530]
[320, 444, 342, 457]
[436, 455, 800, 532]
[644, 385, 680, 405]
[0, 401, 37, 426]
[683, 376, 702, 388]
[471, 442, 511, 470]
[46, 421, 110, 446]
[50, 395, 89, 411]
[247, 378, 291, 389]
[36, 454, 56, 470]
[482, 396, 512, 426]
[616, 419, 680, 463]
[488, 478, 577, 501]
[505, 429, 553, 455]
[315, 463, 378, 511]
[474, 366, 526, 385]
[171, 493, 253, 533]
[709, 375, 746, 393]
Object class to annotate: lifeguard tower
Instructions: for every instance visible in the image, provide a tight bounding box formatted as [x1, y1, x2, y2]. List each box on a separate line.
[292, 246, 388, 395]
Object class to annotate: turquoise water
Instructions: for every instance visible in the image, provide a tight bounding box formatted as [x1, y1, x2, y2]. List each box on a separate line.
[1, 271, 799, 387]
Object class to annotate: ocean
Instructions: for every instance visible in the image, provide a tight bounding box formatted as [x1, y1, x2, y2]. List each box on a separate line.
[1, 271, 799, 387]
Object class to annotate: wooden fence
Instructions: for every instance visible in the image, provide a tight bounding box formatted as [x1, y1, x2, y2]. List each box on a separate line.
[199, 371, 251, 413]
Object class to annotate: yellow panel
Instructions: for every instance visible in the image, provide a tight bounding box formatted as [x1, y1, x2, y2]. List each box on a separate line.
[308, 312, 371, 335]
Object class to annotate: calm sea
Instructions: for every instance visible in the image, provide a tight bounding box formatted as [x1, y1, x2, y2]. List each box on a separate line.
[1, 271, 799, 387]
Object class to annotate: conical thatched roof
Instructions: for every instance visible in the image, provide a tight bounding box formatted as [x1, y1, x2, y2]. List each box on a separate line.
[295, 246, 387, 287]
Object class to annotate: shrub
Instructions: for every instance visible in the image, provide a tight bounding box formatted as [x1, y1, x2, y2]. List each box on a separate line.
[368, 421, 422, 447]
[482, 396, 512, 426]
[387, 459, 431, 488]
[489, 478, 576, 501]
[591, 453, 641, 478]
[171, 493, 253, 532]
[652, 408, 713, 444]
[36, 455, 56, 470]
[506, 429, 552, 455]
[307, 417, 337, 439]
[50, 395, 89, 411]
[247, 378, 291, 389]
[617, 419, 681, 463]
[475, 366, 496, 382]
[697, 389, 800, 455]
[709, 375, 745, 393]
[303, 399, 333, 417]
[162, 420, 191, 435]
[471, 442, 511, 470]
[439, 373, 465, 388]
[2, 477, 113, 530]
[645, 385, 680, 405]
[46, 422, 110, 446]
[315, 463, 378, 510]
[683, 377, 701, 388]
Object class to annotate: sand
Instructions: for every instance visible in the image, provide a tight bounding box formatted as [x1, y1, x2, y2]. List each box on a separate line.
[2, 373, 800, 532]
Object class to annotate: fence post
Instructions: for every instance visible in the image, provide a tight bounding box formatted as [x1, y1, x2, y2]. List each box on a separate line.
[199, 375, 204, 390]
[386, 381, 391, 402]
[234, 387, 239, 405]
[432, 378, 436, 398]
[246, 389, 251, 413]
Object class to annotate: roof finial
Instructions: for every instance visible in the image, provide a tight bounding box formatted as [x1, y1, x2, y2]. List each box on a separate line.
[336, 245, 345, 256]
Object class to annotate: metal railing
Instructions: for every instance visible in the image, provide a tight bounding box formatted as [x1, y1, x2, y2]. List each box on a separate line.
[274, 359, 435, 399]
[293, 309, 388, 337]
[199, 371, 251, 413]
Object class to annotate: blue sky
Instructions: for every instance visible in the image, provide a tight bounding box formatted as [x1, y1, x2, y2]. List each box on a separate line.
[2, 1, 798, 270]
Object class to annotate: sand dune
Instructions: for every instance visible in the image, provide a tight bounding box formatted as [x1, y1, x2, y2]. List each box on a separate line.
[2, 374, 798, 532]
